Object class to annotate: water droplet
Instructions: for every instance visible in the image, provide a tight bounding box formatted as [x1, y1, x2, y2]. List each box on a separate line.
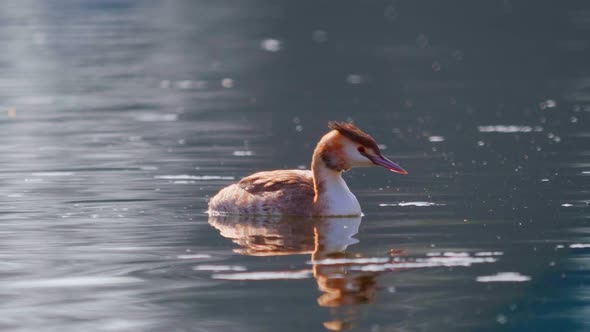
[260, 38, 281, 52]
[175, 80, 193, 89]
[232, 150, 254, 157]
[452, 50, 464, 61]
[416, 34, 429, 48]
[428, 136, 445, 142]
[384, 6, 398, 20]
[432, 61, 441, 71]
[539, 99, 557, 110]
[312, 30, 327, 43]
[346, 74, 364, 85]
[221, 78, 234, 88]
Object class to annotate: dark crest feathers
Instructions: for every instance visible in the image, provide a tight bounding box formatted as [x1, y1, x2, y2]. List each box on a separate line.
[328, 121, 380, 153]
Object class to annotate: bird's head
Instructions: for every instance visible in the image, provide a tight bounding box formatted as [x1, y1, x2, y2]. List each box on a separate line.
[315, 122, 408, 174]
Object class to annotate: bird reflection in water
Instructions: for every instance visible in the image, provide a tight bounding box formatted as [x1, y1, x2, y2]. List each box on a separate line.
[209, 215, 394, 331]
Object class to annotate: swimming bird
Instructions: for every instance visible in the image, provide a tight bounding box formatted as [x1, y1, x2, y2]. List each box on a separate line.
[208, 122, 408, 216]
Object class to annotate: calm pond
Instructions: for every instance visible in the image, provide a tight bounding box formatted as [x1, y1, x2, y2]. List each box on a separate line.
[0, 1, 589, 331]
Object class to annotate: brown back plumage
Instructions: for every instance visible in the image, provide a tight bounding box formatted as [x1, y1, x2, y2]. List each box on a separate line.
[328, 121, 380, 153]
[238, 170, 314, 194]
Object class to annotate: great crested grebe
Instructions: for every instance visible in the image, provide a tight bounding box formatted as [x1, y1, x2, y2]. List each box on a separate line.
[208, 122, 408, 216]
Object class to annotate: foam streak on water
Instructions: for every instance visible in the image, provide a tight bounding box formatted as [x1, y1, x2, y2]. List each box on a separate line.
[351, 256, 497, 272]
[569, 244, 590, 249]
[477, 125, 543, 133]
[193, 265, 247, 272]
[476, 272, 531, 283]
[379, 201, 445, 207]
[31, 172, 75, 177]
[212, 270, 312, 280]
[307, 257, 390, 265]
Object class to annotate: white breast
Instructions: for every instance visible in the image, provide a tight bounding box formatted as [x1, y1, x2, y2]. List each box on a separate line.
[321, 175, 361, 216]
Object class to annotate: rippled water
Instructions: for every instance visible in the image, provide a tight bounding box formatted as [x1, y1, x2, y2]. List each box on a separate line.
[1, 1, 589, 331]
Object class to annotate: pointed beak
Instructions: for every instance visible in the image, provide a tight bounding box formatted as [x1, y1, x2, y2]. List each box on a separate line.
[368, 154, 408, 174]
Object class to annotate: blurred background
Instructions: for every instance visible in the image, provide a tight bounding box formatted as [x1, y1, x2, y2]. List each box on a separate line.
[0, 1, 589, 331]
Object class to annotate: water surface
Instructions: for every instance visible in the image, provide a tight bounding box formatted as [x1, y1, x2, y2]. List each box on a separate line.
[0, 1, 589, 331]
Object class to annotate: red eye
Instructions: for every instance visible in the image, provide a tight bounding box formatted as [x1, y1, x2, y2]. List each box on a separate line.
[357, 147, 365, 153]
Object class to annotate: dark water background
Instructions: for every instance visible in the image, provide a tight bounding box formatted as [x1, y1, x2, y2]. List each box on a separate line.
[0, 1, 589, 331]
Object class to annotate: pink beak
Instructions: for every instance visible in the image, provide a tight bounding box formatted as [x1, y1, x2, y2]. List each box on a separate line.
[368, 154, 408, 175]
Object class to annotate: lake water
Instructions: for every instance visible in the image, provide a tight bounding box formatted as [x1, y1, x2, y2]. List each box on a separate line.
[0, 1, 589, 331]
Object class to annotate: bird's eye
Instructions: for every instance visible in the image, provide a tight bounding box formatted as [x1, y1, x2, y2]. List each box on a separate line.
[357, 146, 365, 153]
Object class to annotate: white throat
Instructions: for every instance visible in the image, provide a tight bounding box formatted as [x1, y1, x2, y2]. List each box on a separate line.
[317, 171, 361, 216]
